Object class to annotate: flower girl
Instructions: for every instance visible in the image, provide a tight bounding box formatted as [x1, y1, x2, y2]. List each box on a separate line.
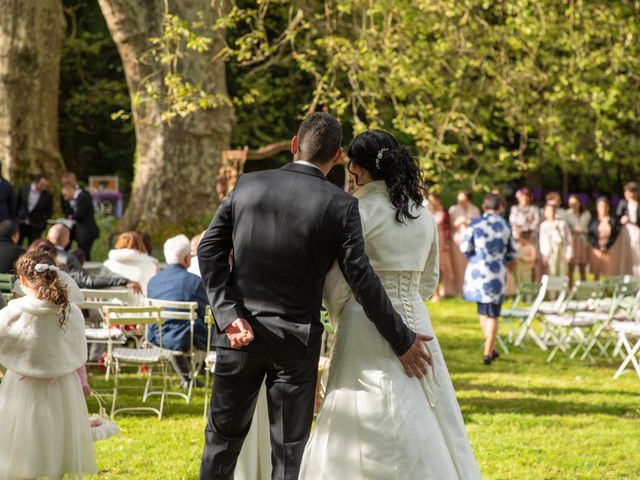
[0, 251, 97, 480]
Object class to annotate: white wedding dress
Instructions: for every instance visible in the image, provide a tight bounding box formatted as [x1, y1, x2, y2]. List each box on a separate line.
[299, 180, 482, 480]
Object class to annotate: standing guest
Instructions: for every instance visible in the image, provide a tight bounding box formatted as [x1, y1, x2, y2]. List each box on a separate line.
[509, 187, 540, 240]
[0, 251, 97, 479]
[0, 174, 16, 221]
[188, 230, 206, 277]
[147, 234, 209, 388]
[514, 230, 537, 285]
[588, 197, 619, 280]
[0, 220, 25, 274]
[616, 181, 640, 226]
[566, 194, 591, 283]
[539, 203, 573, 277]
[426, 192, 456, 299]
[47, 224, 141, 292]
[449, 190, 480, 296]
[61, 178, 99, 260]
[16, 173, 53, 245]
[461, 193, 516, 365]
[545, 191, 568, 222]
[104, 231, 159, 294]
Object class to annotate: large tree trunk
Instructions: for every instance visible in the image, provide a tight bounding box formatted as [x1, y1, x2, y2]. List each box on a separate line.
[0, 0, 66, 185]
[98, 0, 234, 239]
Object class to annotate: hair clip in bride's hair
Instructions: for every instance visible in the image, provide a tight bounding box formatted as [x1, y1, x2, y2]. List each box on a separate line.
[34, 263, 60, 274]
[375, 148, 389, 170]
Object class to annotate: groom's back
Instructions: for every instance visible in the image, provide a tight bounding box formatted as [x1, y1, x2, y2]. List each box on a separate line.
[228, 163, 353, 356]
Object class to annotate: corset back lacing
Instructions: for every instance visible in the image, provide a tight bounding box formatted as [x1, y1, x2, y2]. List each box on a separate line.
[378, 271, 441, 407]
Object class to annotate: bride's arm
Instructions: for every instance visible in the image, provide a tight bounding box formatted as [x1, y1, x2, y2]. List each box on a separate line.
[420, 219, 440, 300]
[322, 261, 351, 327]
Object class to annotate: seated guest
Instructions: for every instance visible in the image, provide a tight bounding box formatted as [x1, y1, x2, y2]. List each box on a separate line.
[138, 231, 153, 256]
[147, 234, 209, 388]
[47, 224, 141, 293]
[187, 230, 205, 277]
[104, 231, 159, 294]
[16, 173, 53, 245]
[0, 220, 25, 274]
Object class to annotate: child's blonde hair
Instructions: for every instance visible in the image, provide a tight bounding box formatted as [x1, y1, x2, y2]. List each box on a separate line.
[16, 251, 70, 328]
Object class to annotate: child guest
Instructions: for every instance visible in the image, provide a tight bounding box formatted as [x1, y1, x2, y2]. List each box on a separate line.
[0, 251, 97, 479]
[514, 230, 537, 285]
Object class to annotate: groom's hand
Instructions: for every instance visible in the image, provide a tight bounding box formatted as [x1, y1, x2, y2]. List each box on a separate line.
[399, 333, 433, 378]
[225, 318, 255, 348]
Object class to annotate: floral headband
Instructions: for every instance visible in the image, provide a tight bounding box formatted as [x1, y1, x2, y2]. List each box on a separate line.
[375, 148, 389, 170]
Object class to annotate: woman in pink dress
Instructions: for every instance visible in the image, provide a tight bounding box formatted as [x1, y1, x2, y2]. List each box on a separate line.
[427, 192, 456, 299]
[566, 195, 591, 284]
[448, 191, 480, 296]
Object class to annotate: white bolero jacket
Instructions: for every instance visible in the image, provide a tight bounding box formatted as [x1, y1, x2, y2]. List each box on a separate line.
[323, 180, 439, 322]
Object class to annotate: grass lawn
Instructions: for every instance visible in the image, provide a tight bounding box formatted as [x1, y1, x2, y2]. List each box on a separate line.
[86, 298, 640, 480]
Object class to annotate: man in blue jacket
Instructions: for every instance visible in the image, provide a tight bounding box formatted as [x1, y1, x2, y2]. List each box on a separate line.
[147, 234, 209, 388]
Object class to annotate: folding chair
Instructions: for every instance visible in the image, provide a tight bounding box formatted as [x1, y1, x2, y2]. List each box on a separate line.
[146, 298, 203, 402]
[543, 281, 607, 363]
[104, 306, 168, 420]
[538, 276, 569, 315]
[501, 276, 549, 350]
[611, 289, 640, 379]
[576, 278, 640, 360]
[0, 273, 15, 302]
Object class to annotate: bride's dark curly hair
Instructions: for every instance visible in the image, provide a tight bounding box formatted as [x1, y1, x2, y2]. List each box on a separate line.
[347, 129, 424, 223]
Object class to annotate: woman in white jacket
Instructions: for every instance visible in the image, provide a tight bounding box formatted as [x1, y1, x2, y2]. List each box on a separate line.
[104, 231, 159, 294]
[0, 251, 97, 480]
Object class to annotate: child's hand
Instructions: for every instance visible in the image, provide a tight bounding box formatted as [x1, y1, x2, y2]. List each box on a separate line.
[82, 384, 92, 397]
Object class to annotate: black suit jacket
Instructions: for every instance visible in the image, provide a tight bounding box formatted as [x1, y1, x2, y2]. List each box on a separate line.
[615, 199, 640, 226]
[61, 189, 99, 243]
[0, 237, 25, 274]
[198, 162, 415, 358]
[16, 185, 53, 231]
[0, 177, 16, 221]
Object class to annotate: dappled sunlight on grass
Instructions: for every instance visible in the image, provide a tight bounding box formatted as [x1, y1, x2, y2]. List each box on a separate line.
[86, 298, 640, 479]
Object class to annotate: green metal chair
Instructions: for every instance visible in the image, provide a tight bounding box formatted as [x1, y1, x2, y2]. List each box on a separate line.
[0, 273, 15, 302]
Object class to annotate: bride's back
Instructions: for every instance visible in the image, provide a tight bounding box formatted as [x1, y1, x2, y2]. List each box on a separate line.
[355, 180, 435, 273]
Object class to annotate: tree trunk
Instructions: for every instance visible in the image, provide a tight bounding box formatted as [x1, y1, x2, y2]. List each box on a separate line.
[98, 0, 234, 238]
[0, 0, 66, 185]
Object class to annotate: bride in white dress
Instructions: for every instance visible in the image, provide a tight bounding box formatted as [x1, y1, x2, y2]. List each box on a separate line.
[299, 130, 482, 479]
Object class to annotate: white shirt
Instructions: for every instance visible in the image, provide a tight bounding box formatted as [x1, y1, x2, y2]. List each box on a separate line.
[27, 183, 41, 212]
[628, 200, 638, 225]
[69, 187, 82, 211]
[294, 160, 324, 174]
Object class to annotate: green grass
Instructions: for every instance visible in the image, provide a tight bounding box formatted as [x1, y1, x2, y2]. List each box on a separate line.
[86, 298, 640, 479]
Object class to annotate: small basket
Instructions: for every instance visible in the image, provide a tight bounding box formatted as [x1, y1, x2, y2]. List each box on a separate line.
[89, 391, 121, 442]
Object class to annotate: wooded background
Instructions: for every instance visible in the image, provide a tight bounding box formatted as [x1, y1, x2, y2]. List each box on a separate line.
[1, 0, 639, 238]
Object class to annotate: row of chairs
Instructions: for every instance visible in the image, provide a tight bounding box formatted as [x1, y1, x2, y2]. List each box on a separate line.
[501, 275, 640, 379]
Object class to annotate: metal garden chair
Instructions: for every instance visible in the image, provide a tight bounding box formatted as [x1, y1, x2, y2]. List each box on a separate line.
[501, 276, 549, 351]
[104, 306, 168, 420]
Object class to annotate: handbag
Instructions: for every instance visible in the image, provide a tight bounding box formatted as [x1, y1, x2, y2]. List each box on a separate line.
[89, 391, 121, 442]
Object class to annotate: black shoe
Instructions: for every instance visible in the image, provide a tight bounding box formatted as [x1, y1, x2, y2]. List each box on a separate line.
[491, 350, 500, 360]
[483, 355, 492, 365]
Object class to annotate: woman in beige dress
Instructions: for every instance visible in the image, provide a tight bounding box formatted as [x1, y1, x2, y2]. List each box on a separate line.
[426, 192, 456, 299]
[565, 195, 591, 284]
[588, 198, 620, 280]
[448, 191, 480, 296]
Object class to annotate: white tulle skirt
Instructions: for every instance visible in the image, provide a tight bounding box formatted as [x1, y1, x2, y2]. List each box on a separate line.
[299, 290, 482, 480]
[0, 370, 98, 480]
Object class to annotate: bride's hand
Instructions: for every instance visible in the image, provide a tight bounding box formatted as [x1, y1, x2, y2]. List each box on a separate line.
[399, 333, 433, 378]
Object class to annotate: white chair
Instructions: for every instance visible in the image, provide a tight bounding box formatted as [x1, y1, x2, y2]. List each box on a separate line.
[538, 276, 569, 314]
[543, 281, 607, 362]
[104, 306, 168, 420]
[146, 298, 203, 402]
[501, 276, 549, 350]
[611, 289, 640, 379]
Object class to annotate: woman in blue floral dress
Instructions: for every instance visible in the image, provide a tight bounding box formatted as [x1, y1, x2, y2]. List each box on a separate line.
[460, 193, 516, 365]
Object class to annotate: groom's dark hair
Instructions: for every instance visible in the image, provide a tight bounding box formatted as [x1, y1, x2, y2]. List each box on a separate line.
[297, 112, 342, 164]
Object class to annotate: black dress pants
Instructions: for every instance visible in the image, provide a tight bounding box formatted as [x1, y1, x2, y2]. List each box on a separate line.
[200, 348, 319, 480]
[76, 238, 95, 261]
[18, 224, 43, 247]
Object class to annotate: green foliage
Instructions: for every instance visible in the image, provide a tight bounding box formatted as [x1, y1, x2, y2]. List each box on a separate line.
[83, 298, 640, 479]
[59, 0, 135, 189]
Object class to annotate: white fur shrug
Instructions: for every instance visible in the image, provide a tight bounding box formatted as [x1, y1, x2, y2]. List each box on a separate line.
[0, 295, 87, 378]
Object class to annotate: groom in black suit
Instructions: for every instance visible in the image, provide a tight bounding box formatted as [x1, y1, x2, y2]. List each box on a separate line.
[198, 113, 432, 480]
